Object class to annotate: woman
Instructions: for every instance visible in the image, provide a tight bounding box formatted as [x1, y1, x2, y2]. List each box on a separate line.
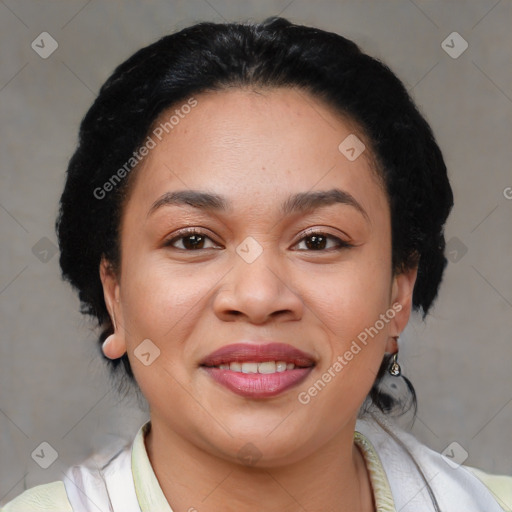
[3, 16, 510, 512]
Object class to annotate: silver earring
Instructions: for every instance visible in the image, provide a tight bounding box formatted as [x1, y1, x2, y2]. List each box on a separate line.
[389, 353, 401, 376]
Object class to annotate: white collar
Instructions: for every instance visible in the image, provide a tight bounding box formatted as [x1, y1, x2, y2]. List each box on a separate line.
[62, 414, 505, 512]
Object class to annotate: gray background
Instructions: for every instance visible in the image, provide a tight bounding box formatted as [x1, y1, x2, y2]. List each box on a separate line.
[1, 0, 511, 503]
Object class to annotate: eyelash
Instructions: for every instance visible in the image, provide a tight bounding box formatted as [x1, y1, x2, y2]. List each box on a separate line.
[164, 228, 221, 250]
[295, 228, 353, 251]
[164, 227, 353, 252]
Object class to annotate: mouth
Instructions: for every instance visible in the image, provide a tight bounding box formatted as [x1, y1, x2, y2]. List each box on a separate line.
[200, 342, 316, 398]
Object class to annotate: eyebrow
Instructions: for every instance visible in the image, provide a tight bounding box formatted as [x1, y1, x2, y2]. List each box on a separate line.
[147, 188, 369, 221]
[281, 189, 369, 221]
[147, 190, 228, 218]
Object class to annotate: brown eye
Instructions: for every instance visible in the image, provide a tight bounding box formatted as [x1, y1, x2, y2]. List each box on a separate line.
[304, 234, 328, 250]
[294, 231, 353, 251]
[165, 230, 219, 250]
[180, 234, 206, 250]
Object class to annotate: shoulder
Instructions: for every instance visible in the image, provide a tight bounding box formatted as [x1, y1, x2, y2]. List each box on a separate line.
[467, 466, 512, 512]
[356, 413, 512, 511]
[1, 481, 72, 512]
[1, 426, 146, 512]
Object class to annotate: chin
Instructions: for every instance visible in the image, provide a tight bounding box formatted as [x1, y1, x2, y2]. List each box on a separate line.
[200, 423, 318, 468]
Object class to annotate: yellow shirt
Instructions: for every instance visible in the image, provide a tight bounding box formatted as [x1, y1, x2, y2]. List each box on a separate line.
[2, 421, 511, 511]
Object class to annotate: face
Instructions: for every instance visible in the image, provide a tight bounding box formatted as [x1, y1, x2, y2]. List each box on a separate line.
[101, 87, 416, 466]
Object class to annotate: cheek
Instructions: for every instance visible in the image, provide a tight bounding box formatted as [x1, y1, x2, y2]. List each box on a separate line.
[296, 243, 393, 407]
[119, 251, 225, 358]
[301, 253, 392, 337]
[119, 257, 214, 401]
[296, 270, 392, 427]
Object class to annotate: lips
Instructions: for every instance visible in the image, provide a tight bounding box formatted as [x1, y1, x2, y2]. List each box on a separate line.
[200, 342, 316, 368]
[200, 342, 316, 399]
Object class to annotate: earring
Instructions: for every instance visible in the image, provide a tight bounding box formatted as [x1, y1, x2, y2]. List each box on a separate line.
[389, 352, 401, 377]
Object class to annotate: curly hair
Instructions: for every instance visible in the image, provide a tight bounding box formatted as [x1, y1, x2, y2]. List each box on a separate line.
[56, 16, 453, 413]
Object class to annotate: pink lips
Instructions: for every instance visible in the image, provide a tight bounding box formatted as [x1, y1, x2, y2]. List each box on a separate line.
[200, 343, 315, 399]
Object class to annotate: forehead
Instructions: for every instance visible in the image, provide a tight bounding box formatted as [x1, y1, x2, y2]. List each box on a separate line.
[123, 87, 387, 221]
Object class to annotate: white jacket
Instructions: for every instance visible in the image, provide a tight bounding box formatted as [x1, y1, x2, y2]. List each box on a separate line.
[2, 413, 511, 511]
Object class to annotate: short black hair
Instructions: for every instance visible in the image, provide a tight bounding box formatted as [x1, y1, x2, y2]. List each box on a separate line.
[56, 17, 453, 414]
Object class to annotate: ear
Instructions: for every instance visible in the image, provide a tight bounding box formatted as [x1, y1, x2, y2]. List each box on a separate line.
[99, 257, 127, 359]
[385, 265, 418, 353]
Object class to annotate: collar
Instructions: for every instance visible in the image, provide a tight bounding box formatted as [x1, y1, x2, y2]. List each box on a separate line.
[131, 420, 395, 511]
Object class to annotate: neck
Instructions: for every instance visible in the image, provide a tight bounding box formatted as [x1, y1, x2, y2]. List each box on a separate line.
[145, 416, 375, 512]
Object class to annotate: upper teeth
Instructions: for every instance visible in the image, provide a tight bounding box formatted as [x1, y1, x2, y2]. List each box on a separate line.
[217, 361, 296, 373]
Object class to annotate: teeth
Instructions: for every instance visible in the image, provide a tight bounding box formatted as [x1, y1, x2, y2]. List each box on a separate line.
[216, 361, 297, 373]
[241, 362, 258, 374]
[276, 361, 287, 372]
[258, 361, 276, 374]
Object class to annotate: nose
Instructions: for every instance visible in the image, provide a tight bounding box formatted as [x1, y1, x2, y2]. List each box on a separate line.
[213, 249, 304, 325]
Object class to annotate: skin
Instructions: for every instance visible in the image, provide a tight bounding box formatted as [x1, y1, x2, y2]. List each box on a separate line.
[100, 86, 417, 512]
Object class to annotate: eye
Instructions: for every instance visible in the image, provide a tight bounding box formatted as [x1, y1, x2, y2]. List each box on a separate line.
[293, 230, 353, 251]
[164, 228, 221, 250]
